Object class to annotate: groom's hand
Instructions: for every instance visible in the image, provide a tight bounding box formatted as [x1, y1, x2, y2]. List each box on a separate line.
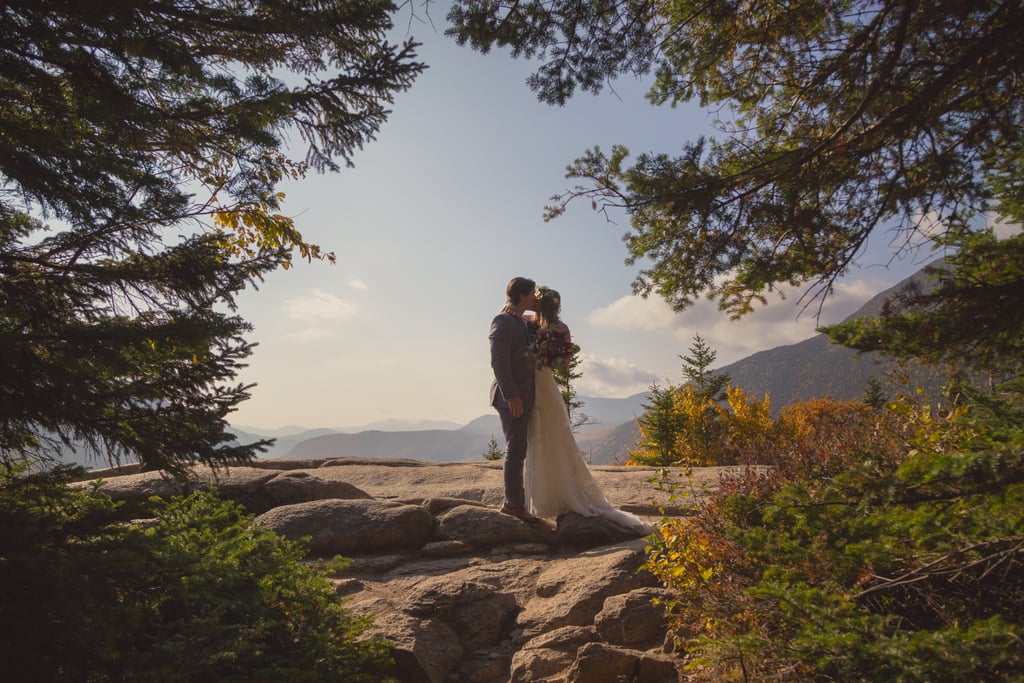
[508, 397, 524, 418]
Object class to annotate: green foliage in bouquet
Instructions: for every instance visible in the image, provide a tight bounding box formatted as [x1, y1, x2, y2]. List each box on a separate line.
[0, 470, 394, 683]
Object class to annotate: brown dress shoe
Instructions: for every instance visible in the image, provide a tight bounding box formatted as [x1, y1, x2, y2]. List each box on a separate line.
[499, 503, 540, 524]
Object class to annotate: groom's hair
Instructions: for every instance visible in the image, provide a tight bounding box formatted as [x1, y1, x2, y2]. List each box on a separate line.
[506, 277, 536, 305]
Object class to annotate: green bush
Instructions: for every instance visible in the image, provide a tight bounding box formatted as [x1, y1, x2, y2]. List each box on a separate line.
[647, 389, 1024, 680]
[0, 468, 393, 682]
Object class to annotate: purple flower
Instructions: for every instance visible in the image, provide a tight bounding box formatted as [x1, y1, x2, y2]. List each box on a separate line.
[526, 327, 580, 370]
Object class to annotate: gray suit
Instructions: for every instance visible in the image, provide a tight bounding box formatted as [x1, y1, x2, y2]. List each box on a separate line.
[489, 310, 536, 508]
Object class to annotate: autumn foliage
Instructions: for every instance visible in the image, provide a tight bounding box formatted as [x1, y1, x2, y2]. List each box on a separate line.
[644, 389, 1024, 680]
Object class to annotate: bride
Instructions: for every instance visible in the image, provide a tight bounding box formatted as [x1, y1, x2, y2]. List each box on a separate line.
[524, 287, 651, 534]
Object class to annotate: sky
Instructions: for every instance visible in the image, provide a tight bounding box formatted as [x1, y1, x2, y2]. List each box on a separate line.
[227, 4, 935, 433]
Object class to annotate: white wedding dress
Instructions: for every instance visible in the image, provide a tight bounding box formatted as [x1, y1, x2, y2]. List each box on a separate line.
[525, 367, 651, 534]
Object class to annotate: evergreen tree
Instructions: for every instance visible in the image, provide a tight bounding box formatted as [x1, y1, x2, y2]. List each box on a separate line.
[447, 0, 1024, 320]
[554, 342, 595, 431]
[0, 469, 395, 682]
[825, 230, 1024, 375]
[862, 376, 888, 410]
[0, 1, 425, 474]
[679, 333, 730, 403]
[448, 2, 1024, 675]
[631, 382, 682, 467]
[482, 435, 504, 461]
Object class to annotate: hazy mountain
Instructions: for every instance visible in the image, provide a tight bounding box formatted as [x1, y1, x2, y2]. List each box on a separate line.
[245, 261, 953, 465]
[231, 424, 336, 438]
[459, 392, 649, 437]
[576, 419, 645, 466]
[229, 427, 339, 459]
[718, 263, 948, 410]
[234, 419, 463, 437]
[230, 421, 466, 459]
[575, 262, 952, 461]
[346, 418, 464, 432]
[282, 429, 495, 462]
[459, 414, 501, 434]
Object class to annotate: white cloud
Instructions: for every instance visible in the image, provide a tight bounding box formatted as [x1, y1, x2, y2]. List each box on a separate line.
[587, 294, 677, 333]
[348, 278, 370, 291]
[588, 277, 884, 367]
[284, 326, 337, 342]
[576, 355, 664, 397]
[913, 210, 948, 240]
[283, 288, 358, 323]
[988, 213, 1023, 239]
[279, 288, 359, 342]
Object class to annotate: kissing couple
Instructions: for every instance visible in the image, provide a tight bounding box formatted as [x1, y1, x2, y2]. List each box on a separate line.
[488, 276, 649, 533]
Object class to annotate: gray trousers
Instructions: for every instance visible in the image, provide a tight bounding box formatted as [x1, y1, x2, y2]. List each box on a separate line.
[497, 405, 530, 508]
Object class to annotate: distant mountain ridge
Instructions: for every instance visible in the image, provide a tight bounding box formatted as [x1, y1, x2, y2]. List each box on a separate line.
[238, 261, 952, 465]
[717, 262, 946, 409]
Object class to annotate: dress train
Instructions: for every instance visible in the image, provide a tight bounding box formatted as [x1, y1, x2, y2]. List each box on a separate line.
[525, 367, 650, 534]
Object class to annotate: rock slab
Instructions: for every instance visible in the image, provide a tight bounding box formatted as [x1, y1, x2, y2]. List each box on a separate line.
[81, 456, 727, 682]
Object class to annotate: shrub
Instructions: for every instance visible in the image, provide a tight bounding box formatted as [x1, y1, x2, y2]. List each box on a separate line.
[646, 392, 1024, 680]
[0, 468, 393, 682]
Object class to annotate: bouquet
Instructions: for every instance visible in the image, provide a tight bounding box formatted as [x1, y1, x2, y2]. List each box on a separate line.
[526, 326, 580, 371]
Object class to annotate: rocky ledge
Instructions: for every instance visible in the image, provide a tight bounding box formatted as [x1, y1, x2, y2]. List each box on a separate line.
[80, 457, 729, 683]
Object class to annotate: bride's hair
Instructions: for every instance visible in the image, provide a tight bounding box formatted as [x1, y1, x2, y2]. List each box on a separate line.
[536, 286, 561, 328]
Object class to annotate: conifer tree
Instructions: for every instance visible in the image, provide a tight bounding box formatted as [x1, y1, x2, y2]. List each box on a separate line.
[679, 333, 730, 403]
[631, 382, 681, 467]
[482, 435, 504, 461]
[447, 0, 1024, 323]
[448, 2, 1024, 675]
[554, 343, 595, 431]
[0, 0, 425, 474]
[862, 376, 888, 410]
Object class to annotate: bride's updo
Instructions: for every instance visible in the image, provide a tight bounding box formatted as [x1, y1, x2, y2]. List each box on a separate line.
[535, 286, 561, 328]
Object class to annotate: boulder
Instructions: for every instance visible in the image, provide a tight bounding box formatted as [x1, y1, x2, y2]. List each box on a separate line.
[556, 511, 652, 549]
[567, 642, 639, 683]
[517, 539, 659, 639]
[567, 642, 679, 683]
[366, 609, 463, 683]
[258, 470, 371, 511]
[75, 470, 188, 515]
[437, 504, 555, 547]
[595, 587, 675, 647]
[403, 576, 519, 649]
[254, 499, 434, 555]
[510, 626, 598, 683]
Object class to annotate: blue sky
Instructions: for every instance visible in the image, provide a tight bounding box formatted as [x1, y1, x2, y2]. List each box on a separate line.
[227, 6, 933, 432]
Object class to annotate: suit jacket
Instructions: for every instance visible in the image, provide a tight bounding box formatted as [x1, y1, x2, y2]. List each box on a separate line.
[489, 311, 536, 413]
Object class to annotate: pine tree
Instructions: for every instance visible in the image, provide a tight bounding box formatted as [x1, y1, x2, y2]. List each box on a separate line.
[0, 1, 425, 474]
[680, 333, 730, 403]
[862, 376, 888, 410]
[554, 343, 595, 431]
[448, 0, 1024, 319]
[482, 436, 504, 461]
[630, 383, 682, 467]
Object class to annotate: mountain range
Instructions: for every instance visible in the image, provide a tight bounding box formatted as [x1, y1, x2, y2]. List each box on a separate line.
[234, 262, 951, 465]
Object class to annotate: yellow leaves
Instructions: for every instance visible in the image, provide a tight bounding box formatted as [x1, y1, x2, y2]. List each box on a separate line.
[889, 397, 978, 457]
[200, 151, 331, 268]
[631, 382, 780, 467]
[647, 519, 723, 593]
[212, 197, 335, 267]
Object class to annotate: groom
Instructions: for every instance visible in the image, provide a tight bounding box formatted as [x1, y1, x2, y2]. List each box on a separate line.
[489, 276, 539, 524]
